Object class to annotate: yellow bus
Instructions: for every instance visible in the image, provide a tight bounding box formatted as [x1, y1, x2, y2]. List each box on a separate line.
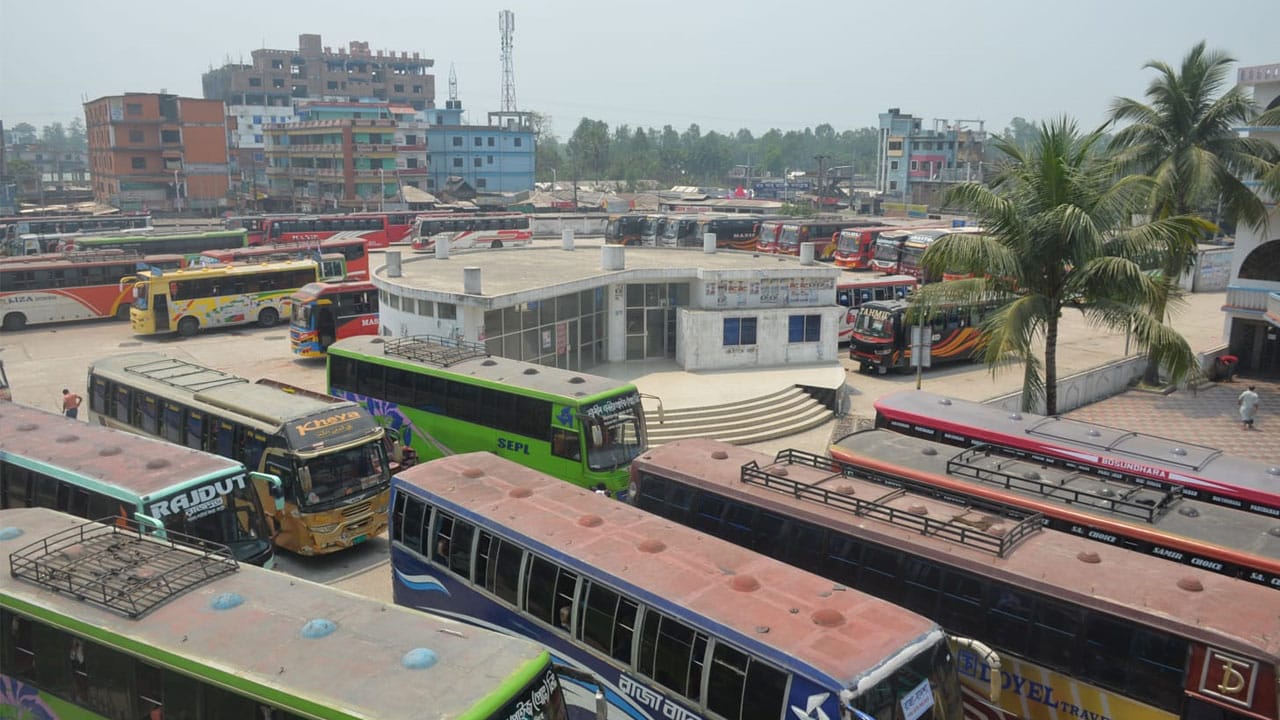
[125, 258, 321, 337]
[87, 351, 392, 556]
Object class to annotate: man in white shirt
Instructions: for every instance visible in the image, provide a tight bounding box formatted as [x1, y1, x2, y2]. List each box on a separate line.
[1238, 385, 1260, 430]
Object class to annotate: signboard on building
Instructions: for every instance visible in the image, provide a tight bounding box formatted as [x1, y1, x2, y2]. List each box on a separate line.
[752, 180, 811, 200]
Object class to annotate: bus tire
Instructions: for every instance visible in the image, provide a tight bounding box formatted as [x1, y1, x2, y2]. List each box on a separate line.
[115, 304, 131, 321]
[258, 307, 279, 327]
[490, 239, 503, 249]
[177, 316, 199, 338]
[2, 312, 26, 332]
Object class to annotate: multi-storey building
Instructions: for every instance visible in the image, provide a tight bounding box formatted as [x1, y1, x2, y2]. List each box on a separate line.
[83, 93, 229, 212]
[875, 108, 985, 209]
[204, 34, 435, 210]
[424, 100, 534, 193]
[262, 101, 427, 211]
[202, 34, 435, 111]
[1224, 62, 1280, 377]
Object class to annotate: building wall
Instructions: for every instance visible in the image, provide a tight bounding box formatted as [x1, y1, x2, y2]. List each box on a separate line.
[84, 93, 228, 211]
[1223, 62, 1280, 377]
[425, 124, 534, 193]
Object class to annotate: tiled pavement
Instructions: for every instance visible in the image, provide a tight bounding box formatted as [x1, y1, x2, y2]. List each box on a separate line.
[1062, 377, 1280, 467]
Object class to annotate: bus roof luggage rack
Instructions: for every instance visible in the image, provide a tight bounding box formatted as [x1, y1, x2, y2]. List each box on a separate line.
[9, 518, 238, 619]
[382, 335, 489, 367]
[125, 356, 247, 394]
[945, 444, 1179, 524]
[752, 448, 1044, 557]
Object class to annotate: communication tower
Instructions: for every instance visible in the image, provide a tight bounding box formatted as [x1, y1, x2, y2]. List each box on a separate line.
[499, 10, 517, 112]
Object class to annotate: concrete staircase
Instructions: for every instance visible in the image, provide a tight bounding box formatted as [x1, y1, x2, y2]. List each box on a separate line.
[643, 386, 834, 446]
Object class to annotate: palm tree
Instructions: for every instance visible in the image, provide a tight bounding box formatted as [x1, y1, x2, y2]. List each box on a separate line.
[917, 117, 1206, 415]
[1108, 43, 1280, 385]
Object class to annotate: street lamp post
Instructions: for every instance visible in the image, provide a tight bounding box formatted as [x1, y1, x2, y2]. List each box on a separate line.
[378, 168, 385, 212]
[550, 167, 556, 190]
[173, 169, 182, 212]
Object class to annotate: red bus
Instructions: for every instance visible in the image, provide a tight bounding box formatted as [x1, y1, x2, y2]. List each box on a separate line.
[288, 280, 379, 357]
[836, 274, 917, 344]
[754, 219, 786, 253]
[776, 219, 873, 260]
[259, 211, 418, 249]
[1, 212, 152, 252]
[873, 389, 1280, 520]
[199, 236, 371, 281]
[833, 226, 906, 269]
[829, 428, 1280, 591]
[868, 229, 915, 274]
[0, 250, 184, 331]
[409, 213, 532, 252]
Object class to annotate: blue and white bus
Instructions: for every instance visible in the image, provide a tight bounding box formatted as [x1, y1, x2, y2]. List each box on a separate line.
[389, 451, 964, 720]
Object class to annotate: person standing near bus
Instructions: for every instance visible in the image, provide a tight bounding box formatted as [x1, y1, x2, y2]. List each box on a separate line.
[61, 389, 82, 419]
[1238, 385, 1260, 430]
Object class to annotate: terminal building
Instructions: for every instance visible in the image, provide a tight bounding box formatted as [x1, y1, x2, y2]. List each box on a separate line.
[372, 237, 844, 373]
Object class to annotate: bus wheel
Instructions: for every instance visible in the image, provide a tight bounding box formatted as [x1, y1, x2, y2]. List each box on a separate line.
[115, 304, 131, 321]
[258, 307, 279, 327]
[491, 240, 503, 249]
[177, 317, 199, 338]
[2, 312, 26, 332]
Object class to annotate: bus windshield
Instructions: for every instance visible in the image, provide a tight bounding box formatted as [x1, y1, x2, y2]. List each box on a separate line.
[154, 474, 273, 560]
[131, 281, 150, 310]
[298, 442, 388, 509]
[584, 414, 645, 471]
[854, 306, 896, 337]
[290, 301, 312, 328]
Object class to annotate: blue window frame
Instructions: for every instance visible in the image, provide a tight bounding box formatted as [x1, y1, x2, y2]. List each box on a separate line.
[788, 314, 821, 343]
[723, 317, 757, 346]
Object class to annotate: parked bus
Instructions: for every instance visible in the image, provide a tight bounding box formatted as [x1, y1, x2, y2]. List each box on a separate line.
[0, 403, 277, 567]
[290, 280, 380, 357]
[260, 211, 418, 248]
[604, 213, 647, 245]
[409, 213, 532, 252]
[123, 257, 320, 337]
[390, 452, 966, 720]
[833, 226, 908, 270]
[754, 219, 786, 253]
[848, 298, 997, 374]
[0, 250, 185, 331]
[200, 235, 371, 280]
[693, 215, 761, 250]
[639, 214, 668, 246]
[828, 427, 1280, 590]
[836, 274, 918, 344]
[73, 229, 248, 262]
[87, 351, 392, 556]
[873, 389, 1280, 520]
[328, 335, 647, 497]
[777, 219, 871, 260]
[630, 438, 1280, 720]
[657, 214, 704, 247]
[0, 507, 591, 720]
[868, 228, 915, 274]
[0, 211, 152, 248]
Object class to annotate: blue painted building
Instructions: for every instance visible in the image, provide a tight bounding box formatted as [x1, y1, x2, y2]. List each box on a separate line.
[875, 108, 986, 208]
[424, 100, 534, 193]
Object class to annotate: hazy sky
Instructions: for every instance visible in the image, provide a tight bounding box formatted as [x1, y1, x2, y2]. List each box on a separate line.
[2, 0, 1277, 140]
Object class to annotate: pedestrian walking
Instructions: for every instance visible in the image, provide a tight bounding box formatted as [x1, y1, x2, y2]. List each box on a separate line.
[61, 389, 82, 419]
[1238, 385, 1260, 430]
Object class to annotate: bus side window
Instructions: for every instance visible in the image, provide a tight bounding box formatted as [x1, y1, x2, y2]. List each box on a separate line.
[550, 428, 580, 461]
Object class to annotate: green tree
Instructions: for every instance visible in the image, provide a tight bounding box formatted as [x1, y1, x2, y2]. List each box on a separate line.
[40, 122, 68, 149]
[10, 122, 37, 144]
[917, 117, 1205, 415]
[1108, 42, 1280, 385]
[67, 118, 87, 151]
[565, 118, 610, 181]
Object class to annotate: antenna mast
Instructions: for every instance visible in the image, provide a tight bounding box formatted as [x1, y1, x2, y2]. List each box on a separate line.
[449, 63, 458, 102]
[499, 9, 517, 112]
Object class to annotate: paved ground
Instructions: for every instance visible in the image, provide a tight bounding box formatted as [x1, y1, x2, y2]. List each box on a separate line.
[1062, 378, 1280, 466]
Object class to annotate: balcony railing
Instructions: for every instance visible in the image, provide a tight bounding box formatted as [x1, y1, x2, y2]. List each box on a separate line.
[1225, 285, 1273, 312]
[1267, 292, 1280, 322]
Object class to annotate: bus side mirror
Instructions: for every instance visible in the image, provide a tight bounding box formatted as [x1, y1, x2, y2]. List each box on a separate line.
[132, 513, 166, 538]
[251, 471, 286, 511]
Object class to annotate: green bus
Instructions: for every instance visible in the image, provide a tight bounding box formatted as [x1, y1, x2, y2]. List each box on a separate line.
[327, 335, 648, 497]
[0, 507, 588, 720]
[73, 228, 248, 262]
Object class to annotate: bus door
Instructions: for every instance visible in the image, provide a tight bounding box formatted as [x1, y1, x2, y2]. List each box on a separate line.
[315, 299, 338, 349]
